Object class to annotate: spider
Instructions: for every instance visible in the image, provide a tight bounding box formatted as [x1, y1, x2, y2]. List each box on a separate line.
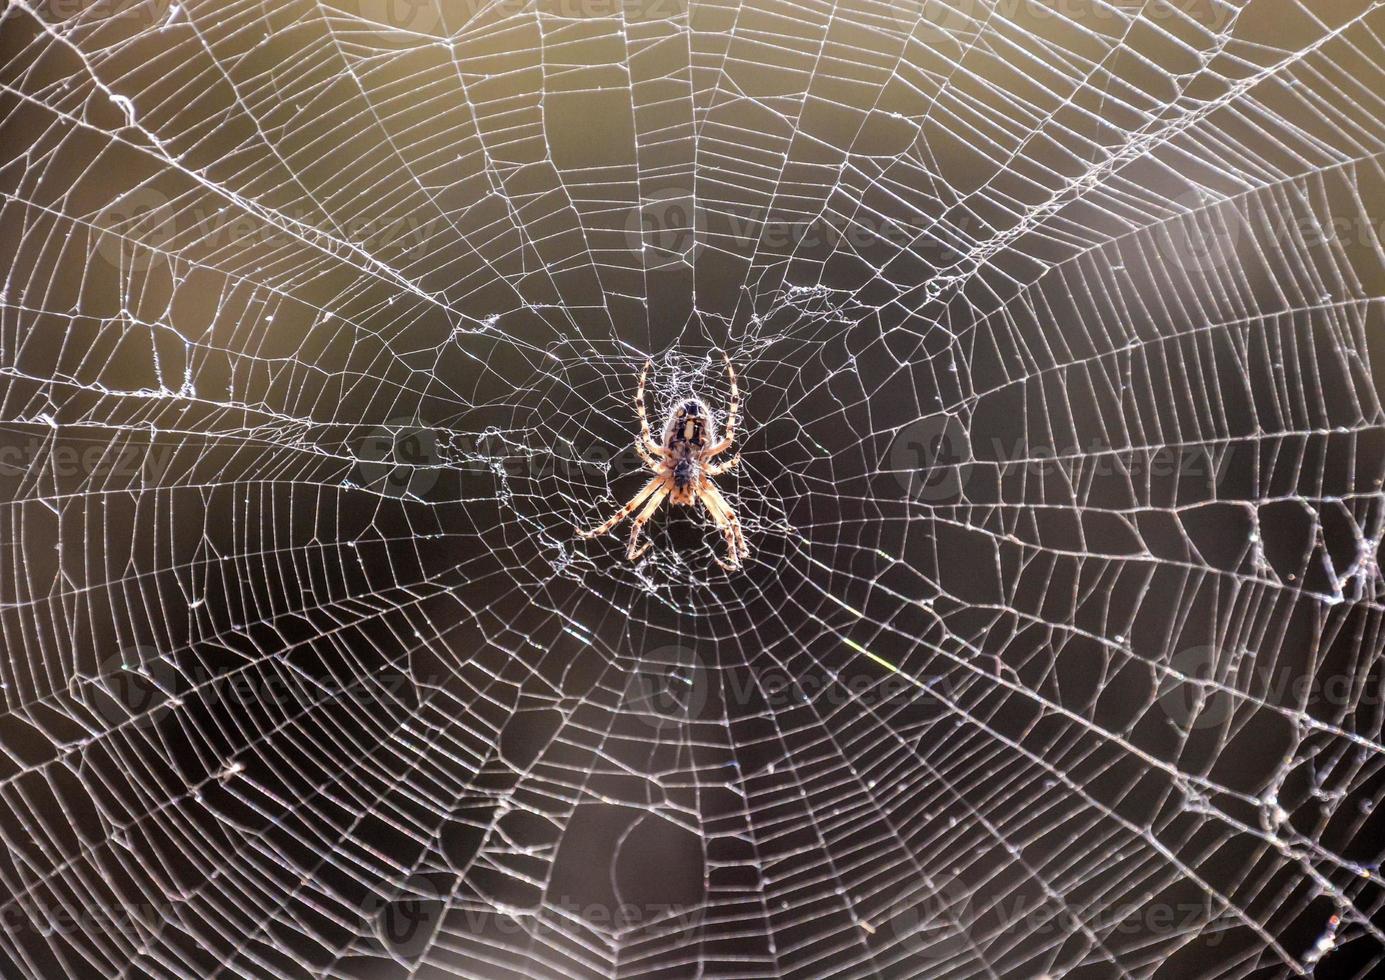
[578, 355, 749, 570]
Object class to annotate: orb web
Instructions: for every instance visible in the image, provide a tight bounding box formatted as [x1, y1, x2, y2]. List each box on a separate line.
[1, 0, 1384, 978]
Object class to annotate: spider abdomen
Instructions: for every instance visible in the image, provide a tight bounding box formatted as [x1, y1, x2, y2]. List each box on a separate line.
[672, 455, 698, 490]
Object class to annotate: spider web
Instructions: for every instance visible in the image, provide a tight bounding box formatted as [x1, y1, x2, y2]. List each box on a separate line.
[1, 0, 1384, 977]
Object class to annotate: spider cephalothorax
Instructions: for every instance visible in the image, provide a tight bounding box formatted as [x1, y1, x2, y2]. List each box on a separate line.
[578, 356, 748, 570]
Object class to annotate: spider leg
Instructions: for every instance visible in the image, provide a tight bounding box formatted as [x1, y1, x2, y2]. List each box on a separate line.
[705, 353, 739, 458]
[706, 453, 740, 477]
[626, 481, 671, 561]
[699, 498, 742, 571]
[697, 478, 749, 569]
[635, 359, 662, 456]
[635, 440, 660, 469]
[578, 476, 667, 539]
